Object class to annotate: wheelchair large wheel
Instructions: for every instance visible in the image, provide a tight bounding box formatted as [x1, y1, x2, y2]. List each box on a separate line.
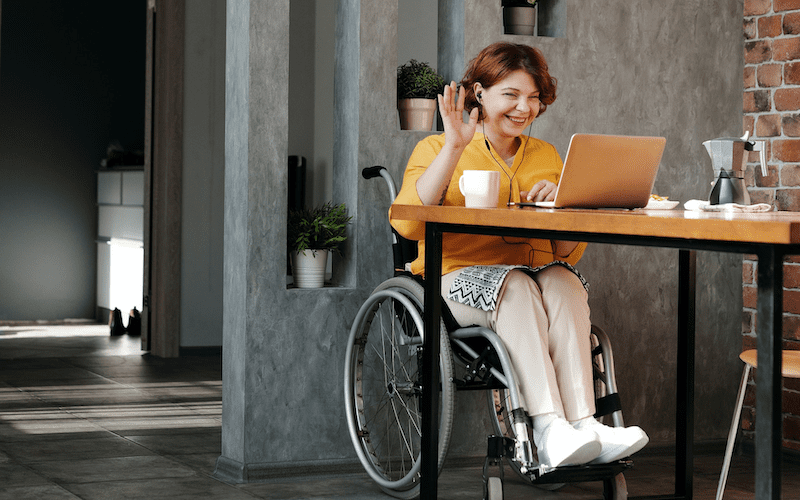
[344, 277, 455, 499]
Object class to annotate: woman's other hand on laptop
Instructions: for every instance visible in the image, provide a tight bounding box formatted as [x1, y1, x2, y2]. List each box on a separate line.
[522, 179, 557, 202]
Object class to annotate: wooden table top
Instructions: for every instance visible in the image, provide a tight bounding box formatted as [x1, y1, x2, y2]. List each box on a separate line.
[389, 204, 800, 246]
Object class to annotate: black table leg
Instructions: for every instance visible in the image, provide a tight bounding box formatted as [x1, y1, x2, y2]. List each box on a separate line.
[755, 247, 783, 500]
[676, 249, 696, 499]
[421, 223, 443, 499]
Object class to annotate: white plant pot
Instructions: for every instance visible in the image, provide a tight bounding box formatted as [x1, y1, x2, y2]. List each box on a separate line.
[292, 249, 329, 288]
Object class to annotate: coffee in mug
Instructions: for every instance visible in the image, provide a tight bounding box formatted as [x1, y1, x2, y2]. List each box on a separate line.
[459, 170, 500, 208]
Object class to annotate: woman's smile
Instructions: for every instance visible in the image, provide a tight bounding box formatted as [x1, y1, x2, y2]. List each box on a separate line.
[477, 69, 540, 146]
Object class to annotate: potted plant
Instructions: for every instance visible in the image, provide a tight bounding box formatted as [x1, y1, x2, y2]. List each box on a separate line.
[397, 59, 446, 131]
[288, 202, 352, 288]
[502, 0, 537, 36]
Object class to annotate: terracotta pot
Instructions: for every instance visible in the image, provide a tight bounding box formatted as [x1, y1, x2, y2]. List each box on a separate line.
[503, 6, 537, 35]
[291, 249, 328, 288]
[398, 98, 437, 131]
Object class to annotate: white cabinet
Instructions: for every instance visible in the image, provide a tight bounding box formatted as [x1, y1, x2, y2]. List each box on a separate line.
[96, 168, 144, 316]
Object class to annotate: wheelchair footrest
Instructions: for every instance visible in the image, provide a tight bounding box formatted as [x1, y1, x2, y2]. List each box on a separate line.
[529, 459, 633, 484]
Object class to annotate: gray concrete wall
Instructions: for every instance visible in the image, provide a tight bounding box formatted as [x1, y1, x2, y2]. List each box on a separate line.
[180, 0, 226, 347]
[218, 0, 744, 480]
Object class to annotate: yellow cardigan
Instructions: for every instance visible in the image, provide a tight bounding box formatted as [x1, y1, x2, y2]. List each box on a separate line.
[389, 132, 587, 277]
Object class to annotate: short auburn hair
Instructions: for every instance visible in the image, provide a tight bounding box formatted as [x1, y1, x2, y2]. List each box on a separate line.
[460, 42, 557, 119]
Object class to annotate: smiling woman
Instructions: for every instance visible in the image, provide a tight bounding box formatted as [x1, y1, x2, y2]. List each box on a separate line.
[389, 41, 649, 470]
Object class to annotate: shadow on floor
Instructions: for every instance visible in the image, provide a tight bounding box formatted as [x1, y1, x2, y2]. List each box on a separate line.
[0, 324, 796, 499]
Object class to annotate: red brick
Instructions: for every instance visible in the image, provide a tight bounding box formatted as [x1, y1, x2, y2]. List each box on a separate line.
[749, 189, 776, 205]
[746, 90, 772, 112]
[773, 139, 800, 161]
[774, 38, 800, 61]
[748, 0, 774, 15]
[784, 339, 800, 350]
[760, 15, 784, 38]
[777, 188, 800, 210]
[787, 62, 800, 85]
[745, 40, 773, 64]
[786, 373, 800, 390]
[758, 63, 784, 87]
[757, 114, 781, 136]
[745, 66, 757, 88]
[781, 164, 800, 186]
[786, 264, 800, 288]
[746, 18, 758, 40]
[744, 284, 758, 308]
[788, 288, 800, 315]
[743, 406, 756, 432]
[789, 256, 800, 263]
[785, 414, 800, 442]
[784, 438, 800, 451]
[754, 162, 779, 187]
[776, 0, 800, 12]
[744, 115, 756, 135]
[785, 12, 800, 34]
[784, 388, 800, 414]
[784, 114, 800, 136]
[786, 288, 800, 314]
[744, 261, 755, 284]
[785, 315, 800, 340]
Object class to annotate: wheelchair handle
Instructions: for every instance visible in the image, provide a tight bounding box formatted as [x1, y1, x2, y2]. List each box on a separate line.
[361, 165, 398, 202]
[361, 165, 385, 179]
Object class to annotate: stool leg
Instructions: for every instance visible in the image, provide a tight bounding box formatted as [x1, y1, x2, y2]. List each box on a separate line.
[716, 364, 751, 500]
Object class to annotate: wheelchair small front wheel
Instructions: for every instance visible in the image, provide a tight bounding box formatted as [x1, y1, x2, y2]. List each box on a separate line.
[344, 277, 455, 499]
[487, 477, 503, 500]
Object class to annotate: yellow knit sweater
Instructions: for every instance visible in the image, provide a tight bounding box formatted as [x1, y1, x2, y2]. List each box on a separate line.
[389, 132, 587, 277]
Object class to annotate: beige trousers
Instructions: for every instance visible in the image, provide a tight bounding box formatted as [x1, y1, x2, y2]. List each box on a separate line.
[442, 265, 595, 421]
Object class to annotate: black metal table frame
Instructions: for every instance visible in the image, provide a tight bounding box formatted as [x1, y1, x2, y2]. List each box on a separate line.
[419, 221, 796, 500]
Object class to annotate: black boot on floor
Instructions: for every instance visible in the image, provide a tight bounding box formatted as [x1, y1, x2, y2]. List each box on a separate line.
[109, 308, 126, 336]
[126, 307, 141, 336]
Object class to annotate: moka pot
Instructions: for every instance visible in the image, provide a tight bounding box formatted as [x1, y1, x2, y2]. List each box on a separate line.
[703, 131, 767, 205]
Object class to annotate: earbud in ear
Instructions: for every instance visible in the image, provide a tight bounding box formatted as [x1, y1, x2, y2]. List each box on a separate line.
[477, 92, 483, 101]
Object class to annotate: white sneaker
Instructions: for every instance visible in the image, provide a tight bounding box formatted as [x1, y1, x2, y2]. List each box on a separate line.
[533, 417, 601, 468]
[575, 419, 649, 464]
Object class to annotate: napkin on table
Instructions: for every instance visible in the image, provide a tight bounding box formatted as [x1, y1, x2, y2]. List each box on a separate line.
[683, 199, 773, 212]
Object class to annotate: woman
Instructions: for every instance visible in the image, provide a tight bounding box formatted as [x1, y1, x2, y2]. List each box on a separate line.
[389, 42, 648, 468]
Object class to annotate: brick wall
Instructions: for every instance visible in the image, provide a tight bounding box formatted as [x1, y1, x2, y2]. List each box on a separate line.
[743, 0, 800, 450]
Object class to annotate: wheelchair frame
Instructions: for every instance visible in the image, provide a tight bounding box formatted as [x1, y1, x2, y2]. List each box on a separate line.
[344, 166, 633, 499]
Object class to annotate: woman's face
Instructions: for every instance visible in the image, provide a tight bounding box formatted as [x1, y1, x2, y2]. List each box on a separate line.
[476, 69, 540, 141]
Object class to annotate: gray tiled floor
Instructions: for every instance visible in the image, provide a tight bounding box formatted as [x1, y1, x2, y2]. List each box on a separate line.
[1, 323, 798, 499]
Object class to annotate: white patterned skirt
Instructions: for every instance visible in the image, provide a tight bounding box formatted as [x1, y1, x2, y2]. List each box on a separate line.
[446, 261, 588, 312]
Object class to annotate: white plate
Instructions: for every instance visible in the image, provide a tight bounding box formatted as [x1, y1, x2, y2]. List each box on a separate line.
[645, 199, 680, 210]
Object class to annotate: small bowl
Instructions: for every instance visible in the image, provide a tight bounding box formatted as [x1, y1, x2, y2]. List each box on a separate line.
[645, 199, 680, 210]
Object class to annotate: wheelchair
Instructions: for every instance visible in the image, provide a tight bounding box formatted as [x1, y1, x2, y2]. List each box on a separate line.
[344, 166, 634, 499]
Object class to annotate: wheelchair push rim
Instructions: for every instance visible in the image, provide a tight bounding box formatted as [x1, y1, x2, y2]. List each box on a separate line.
[344, 277, 455, 496]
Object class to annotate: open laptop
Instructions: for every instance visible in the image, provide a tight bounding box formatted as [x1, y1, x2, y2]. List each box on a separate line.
[529, 133, 666, 209]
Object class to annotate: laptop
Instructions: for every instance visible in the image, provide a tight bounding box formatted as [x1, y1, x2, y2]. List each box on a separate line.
[528, 133, 666, 209]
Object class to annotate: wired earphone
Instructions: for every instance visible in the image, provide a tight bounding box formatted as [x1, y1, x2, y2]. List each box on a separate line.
[476, 90, 540, 265]
[476, 90, 533, 205]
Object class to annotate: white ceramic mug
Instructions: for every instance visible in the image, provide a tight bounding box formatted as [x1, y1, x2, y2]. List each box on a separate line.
[459, 170, 500, 208]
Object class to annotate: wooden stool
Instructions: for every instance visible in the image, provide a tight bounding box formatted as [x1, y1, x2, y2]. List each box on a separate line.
[716, 349, 800, 500]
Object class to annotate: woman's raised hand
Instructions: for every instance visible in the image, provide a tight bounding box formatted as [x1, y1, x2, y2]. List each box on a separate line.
[438, 81, 479, 151]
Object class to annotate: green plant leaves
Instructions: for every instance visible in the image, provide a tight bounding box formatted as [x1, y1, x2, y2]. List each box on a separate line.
[288, 202, 352, 255]
[397, 60, 446, 100]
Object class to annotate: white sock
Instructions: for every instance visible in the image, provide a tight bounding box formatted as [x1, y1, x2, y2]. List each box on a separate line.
[532, 412, 559, 434]
[571, 416, 598, 430]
